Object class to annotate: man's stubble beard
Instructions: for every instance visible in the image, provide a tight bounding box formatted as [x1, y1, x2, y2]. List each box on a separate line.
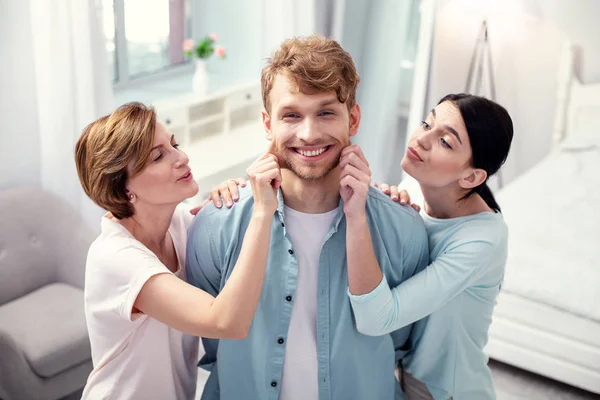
[272, 135, 351, 181]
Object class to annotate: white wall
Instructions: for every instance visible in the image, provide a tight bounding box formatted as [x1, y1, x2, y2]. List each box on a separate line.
[0, 1, 41, 190]
[428, 0, 600, 186]
[191, 0, 264, 91]
[191, 0, 321, 93]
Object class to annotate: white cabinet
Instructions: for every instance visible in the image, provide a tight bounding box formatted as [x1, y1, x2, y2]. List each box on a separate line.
[153, 83, 268, 201]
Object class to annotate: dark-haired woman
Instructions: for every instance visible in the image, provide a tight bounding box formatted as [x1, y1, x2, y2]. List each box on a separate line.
[346, 94, 514, 400]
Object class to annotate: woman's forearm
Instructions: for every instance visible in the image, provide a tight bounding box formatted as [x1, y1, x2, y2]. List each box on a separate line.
[210, 210, 272, 338]
[346, 214, 384, 295]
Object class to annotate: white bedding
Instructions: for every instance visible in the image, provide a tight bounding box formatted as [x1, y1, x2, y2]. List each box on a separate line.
[498, 142, 600, 322]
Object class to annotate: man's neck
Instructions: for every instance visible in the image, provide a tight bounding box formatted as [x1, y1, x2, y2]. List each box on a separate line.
[280, 167, 341, 214]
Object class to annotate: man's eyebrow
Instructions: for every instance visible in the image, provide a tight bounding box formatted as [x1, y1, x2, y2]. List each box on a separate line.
[318, 98, 338, 107]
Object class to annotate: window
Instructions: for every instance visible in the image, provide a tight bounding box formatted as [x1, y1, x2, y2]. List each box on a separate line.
[101, 0, 191, 84]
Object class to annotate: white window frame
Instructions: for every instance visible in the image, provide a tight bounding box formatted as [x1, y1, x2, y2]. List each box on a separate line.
[110, 0, 194, 90]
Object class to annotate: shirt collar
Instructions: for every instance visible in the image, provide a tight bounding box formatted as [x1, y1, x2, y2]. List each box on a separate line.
[275, 188, 345, 232]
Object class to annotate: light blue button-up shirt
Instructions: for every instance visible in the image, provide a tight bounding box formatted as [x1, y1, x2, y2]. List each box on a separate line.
[186, 185, 429, 400]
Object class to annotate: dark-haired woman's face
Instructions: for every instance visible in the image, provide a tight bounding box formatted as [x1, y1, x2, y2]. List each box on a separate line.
[401, 101, 475, 188]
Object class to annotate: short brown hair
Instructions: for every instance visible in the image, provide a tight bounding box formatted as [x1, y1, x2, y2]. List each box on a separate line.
[75, 102, 156, 219]
[261, 35, 360, 113]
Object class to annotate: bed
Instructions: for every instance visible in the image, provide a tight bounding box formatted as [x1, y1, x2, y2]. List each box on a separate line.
[484, 43, 600, 394]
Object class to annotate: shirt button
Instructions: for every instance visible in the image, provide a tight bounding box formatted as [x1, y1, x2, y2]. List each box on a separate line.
[271, 381, 277, 387]
[285, 295, 292, 302]
[278, 338, 284, 344]
[288, 249, 294, 255]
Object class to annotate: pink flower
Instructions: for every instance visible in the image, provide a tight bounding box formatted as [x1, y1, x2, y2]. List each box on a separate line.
[214, 46, 226, 58]
[182, 39, 195, 52]
[209, 32, 218, 42]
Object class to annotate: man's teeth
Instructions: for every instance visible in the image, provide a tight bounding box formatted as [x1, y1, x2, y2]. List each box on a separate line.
[297, 147, 327, 157]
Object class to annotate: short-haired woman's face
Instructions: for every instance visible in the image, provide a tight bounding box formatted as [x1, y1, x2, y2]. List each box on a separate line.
[126, 122, 198, 208]
[401, 101, 474, 188]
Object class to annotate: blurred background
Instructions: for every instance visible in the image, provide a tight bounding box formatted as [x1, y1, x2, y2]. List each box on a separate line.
[1, 1, 599, 399]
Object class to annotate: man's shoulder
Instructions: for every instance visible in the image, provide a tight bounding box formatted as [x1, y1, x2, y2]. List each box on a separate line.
[365, 186, 428, 248]
[365, 186, 423, 224]
[191, 184, 255, 228]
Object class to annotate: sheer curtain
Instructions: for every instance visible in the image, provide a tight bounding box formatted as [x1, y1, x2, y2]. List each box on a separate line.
[332, 0, 433, 185]
[29, 0, 113, 230]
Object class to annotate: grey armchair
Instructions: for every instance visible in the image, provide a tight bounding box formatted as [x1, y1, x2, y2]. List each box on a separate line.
[0, 187, 96, 400]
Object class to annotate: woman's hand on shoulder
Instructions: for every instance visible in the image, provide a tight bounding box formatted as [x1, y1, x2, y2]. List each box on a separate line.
[374, 182, 421, 213]
[189, 177, 247, 215]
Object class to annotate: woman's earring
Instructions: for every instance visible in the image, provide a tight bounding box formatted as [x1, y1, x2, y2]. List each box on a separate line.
[129, 193, 136, 204]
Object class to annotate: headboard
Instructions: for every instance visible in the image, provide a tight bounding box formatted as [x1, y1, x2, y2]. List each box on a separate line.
[553, 43, 600, 147]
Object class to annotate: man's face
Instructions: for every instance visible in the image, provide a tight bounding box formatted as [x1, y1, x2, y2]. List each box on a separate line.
[262, 73, 360, 181]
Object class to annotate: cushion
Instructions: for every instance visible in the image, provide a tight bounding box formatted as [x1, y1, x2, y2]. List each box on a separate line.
[0, 283, 90, 378]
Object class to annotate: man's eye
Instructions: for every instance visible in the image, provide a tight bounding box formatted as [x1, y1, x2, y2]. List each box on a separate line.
[319, 111, 334, 116]
[173, 143, 180, 149]
[283, 113, 300, 119]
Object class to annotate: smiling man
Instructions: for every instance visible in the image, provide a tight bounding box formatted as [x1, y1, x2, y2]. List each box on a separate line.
[186, 35, 429, 400]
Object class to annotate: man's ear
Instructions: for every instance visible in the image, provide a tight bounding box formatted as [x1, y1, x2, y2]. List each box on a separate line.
[349, 104, 361, 137]
[459, 168, 487, 190]
[262, 110, 273, 140]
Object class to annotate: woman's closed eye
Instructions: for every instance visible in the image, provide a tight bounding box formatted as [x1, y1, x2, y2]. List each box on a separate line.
[441, 138, 452, 149]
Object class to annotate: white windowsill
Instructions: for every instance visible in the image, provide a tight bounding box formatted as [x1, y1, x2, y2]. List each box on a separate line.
[112, 61, 201, 107]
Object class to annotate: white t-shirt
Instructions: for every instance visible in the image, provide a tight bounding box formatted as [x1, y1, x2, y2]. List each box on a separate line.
[82, 204, 199, 400]
[278, 206, 339, 400]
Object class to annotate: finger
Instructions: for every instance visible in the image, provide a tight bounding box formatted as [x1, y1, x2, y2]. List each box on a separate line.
[341, 174, 368, 195]
[373, 182, 379, 188]
[252, 161, 280, 176]
[340, 163, 371, 186]
[350, 145, 369, 166]
[218, 181, 234, 208]
[190, 198, 210, 215]
[190, 206, 201, 215]
[411, 203, 421, 213]
[340, 152, 370, 175]
[258, 167, 282, 189]
[247, 160, 276, 179]
[390, 186, 400, 202]
[227, 180, 241, 201]
[252, 156, 279, 171]
[399, 189, 410, 205]
[340, 144, 354, 157]
[235, 177, 247, 187]
[379, 183, 390, 194]
[341, 145, 369, 167]
[209, 188, 223, 208]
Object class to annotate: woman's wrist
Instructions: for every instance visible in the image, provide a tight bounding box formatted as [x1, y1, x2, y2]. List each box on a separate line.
[251, 209, 275, 222]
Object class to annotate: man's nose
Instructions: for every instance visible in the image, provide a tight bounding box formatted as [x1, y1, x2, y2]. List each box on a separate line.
[296, 117, 321, 142]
